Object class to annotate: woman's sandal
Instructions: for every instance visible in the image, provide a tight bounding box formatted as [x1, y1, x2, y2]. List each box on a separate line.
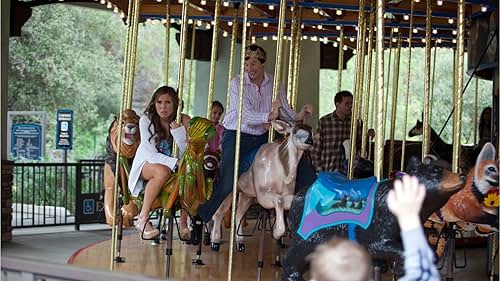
[136, 218, 160, 240]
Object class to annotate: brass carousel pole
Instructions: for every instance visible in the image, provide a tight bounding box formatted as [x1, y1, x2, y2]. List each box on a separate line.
[422, 0, 432, 159]
[430, 40, 437, 123]
[287, 0, 298, 103]
[368, 39, 378, 161]
[474, 78, 479, 144]
[400, 0, 414, 171]
[338, 27, 345, 92]
[374, 0, 385, 180]
[110, 0, 141, 267]
[186, 26, 196, 115]
[173, 0, 190, 156]
[383, 28, 393, 131]
[452, 0, 465, 173]
[226, 17, 239, 112]
[388, 34, 401, 174]
[269, 0, 288, 143]
[228, 1, 249, 279]
[348, 0, 366, 179]
[206, 0, 222, 117]
[357, 12, 368, 153]
[163, 0, 171, 84]
[361, 1, 375, 158]
[291, 9, 303, 109]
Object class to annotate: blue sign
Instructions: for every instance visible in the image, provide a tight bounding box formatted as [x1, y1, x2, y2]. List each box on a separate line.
[83, 199, 95, 215]
[10, 123, 43, 160]
[56, 109, 73, 150]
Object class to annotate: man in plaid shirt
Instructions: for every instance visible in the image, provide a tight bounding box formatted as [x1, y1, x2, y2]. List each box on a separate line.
[312, 91, 358, 172]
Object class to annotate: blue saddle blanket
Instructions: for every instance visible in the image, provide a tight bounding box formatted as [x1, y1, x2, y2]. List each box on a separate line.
[297, 172, 378, 239]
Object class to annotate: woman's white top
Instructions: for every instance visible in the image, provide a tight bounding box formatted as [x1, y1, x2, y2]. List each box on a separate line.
[128, 114, 187, 197]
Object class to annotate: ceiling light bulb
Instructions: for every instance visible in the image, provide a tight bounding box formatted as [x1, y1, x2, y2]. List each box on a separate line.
[448, 18, 454, 24]
[313, 8, 319, 14]
[246, 22, 251, 27]
[353, 49, 357, 54]
[343, 46, 348, 51]
[437, 38, 442, 43]
[200, 0, 206, 5]
[223, 31, 228, 37]
[206, 23, 211, 29]
[228, 21, 233, 26]
[336, 25, 341, 31]
[350, 37, 355, 42]
[481, 5, 487, 12]
[432, 29, 437, 34]
[437, 0, 443, 6]
[272, 35, 278, 40]
[223, 1, 229, 7]
[303, 35, 308, 40]
[392, 38, 397, 42]
[336, 10, 343, 16]
[196, 20, 202, 26]
[337, 37, 341, 42]
[421, 38, 426, 43]
[263, 22, 269, 27]
[319, 11, 324, 16]
[268, 5, 274, 10]
[263, 36, 268, 41]
[188, 19, 194, 24]
[393, 27, 399, 32]
[452, 30, 457, 35]
[452, 38, 457, 43]
[413, 28, 418, 33]
[247, 3, 252, 9]
[403, 14, 409, 20]
[333, 42, 338, 47]
[318, 25, 323, 30]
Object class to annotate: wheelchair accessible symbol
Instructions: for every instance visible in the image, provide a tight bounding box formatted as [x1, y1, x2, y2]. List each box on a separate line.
[83, 199, 95, 215]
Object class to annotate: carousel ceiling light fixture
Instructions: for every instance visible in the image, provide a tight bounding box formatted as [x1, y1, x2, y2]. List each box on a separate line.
[437, 38, 442, 43]
[481, 5, 487, 12]
[223, 1, 229, 7]
[448, 18, 454, 24]
[178, 0, 183, 3]
[333, 42, 338, 47]
[113, 6, 119, 13]
[100, 0, 105, 4]
[318, 24, 323, 30]
[303, 35, 308, 40]
[437, 0, 443, 6]
[311, 36, 318, 41]
[337, 37, 341, 42]
[452, 38, 457, 43]
[223, 31, 228, 37]
[206, 23, 211, 29]
[414, 0, 420, 3]
[413, 28, 418, 33]
[247, 3, 252, 9]
[228, 21, 233, 26]
[120, 12, 125, 18]
[272, 35, 278, 40]
[200, 0, 206, 5]
[268, 5, 275, 10]
[263, 36, 268, 40]
[336, 10, 343, 16]
[319, 11, 324, 16]
[403, 14, 409, 20]
[344, 46, 348, 51]
[421, 38, 426, 43]
[156, 0, 162, 2]
[196, 20, 202, 26]
[350, 37, 355, 42]
[313, 8, 319, 14]
[452, 29, 457, 35]
[188, 19, 194, 24]
[336, 25, 341, 31]
[246, 22, 251, 27]
[263, 22, 268, 27]
[170, 18, 175, 23]
[393, 27, 399, 32]
[301, 24, 305, 29]
[432, 29, 437, 34]
[392, 38, 397, 42]
[106, 2, 112, 8]
[353, 49, 357, 54]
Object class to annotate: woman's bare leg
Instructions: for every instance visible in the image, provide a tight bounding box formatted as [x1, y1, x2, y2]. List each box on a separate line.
[139, 162, 171, 232]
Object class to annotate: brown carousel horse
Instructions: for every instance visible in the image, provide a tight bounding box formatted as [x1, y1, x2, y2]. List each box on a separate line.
[103, 109, 140, 227]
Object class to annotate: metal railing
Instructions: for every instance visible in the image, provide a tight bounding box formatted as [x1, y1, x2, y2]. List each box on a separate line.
[12, 160, 105, 228]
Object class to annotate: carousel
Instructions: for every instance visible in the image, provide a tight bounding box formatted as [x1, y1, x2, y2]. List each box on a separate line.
[59, 0, 499, 280]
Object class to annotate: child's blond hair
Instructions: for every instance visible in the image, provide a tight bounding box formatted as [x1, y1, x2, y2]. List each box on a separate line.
[307, 238, 371, 281]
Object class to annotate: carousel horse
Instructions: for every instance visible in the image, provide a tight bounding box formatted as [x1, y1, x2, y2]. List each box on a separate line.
[209, 120, 313, 251]
[103, 109, 140, 227]
[283, 156, 466, 281]
[408, 119, 475, 172]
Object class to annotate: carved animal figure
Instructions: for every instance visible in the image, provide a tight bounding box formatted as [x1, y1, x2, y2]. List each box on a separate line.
[283, 157, 465, 281]
[210, 120, 313, 251]
[408, 119, 474, 172]
[103, 109, 140, 227]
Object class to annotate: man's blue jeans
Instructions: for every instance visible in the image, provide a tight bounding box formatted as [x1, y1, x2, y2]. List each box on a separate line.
[197, 129, 317, 222]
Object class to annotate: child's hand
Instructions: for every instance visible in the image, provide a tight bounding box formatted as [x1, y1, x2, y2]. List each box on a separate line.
[170, 121, 181, 129]
[387, 175, 426, 231]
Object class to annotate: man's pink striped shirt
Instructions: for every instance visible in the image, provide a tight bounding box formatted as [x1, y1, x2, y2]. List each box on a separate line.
[222, 72, 296, 135]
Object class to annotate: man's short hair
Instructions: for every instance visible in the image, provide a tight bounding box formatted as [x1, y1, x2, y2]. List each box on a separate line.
[334, 90, 353, 105]
[307, 238, 371, 281]
[244, 44, 266, 63]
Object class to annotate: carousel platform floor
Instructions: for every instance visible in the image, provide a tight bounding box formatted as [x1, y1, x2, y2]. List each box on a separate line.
[2, 222, 498, 281]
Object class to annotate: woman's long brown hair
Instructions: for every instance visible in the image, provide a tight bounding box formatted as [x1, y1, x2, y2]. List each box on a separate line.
[144, 86, 179, 144]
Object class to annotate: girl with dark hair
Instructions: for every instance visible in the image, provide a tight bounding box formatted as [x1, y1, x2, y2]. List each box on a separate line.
[207, 100, 224, 154]
[128, 86, 190, 240]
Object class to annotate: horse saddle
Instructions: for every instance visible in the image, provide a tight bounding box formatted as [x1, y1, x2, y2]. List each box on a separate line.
[297, 172, 379, 240]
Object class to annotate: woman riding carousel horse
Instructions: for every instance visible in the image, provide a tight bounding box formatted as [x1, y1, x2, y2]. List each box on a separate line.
[128, 86, 191, 240]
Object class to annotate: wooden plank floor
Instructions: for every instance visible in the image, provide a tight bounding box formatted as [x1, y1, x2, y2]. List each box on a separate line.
[68, 220, 285, 281]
